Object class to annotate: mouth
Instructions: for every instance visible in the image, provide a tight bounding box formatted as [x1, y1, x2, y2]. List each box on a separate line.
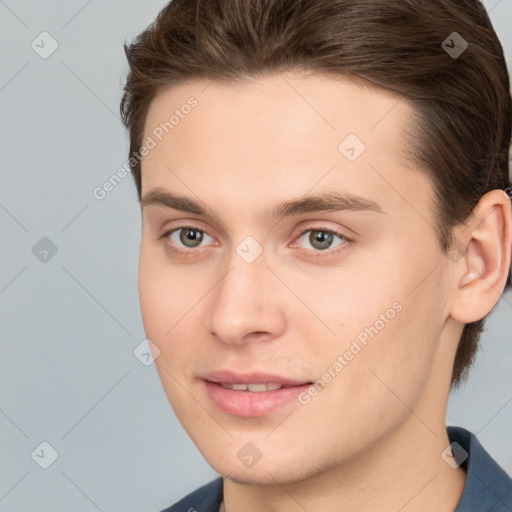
[202, 371, 314, 417]
[217, 382, 295, 392]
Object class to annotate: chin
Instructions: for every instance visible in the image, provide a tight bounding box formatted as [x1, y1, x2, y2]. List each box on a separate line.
[221, 467, 306, 486]
[203, 448, 326, 487]
[224, 471, 277, 486]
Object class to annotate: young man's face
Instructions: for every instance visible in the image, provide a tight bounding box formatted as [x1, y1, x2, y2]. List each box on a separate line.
[138, 73, 459, 484]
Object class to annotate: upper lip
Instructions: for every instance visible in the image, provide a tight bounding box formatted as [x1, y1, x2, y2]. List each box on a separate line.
[203, 370, 312, 387]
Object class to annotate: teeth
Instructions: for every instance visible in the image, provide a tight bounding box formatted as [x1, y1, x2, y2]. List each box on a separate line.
[219, 382, 283, 392]
[247, 383, 267, 392]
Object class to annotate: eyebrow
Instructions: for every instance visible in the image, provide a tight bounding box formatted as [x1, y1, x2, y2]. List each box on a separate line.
[141, 186, 384, 223]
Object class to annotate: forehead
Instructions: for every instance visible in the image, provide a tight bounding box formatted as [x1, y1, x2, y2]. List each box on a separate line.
[140, 72, 427, 218]
[142, 72, 414, 153]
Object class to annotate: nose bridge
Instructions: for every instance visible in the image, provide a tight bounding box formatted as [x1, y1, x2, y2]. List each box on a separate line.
[207, 240, 285, 345]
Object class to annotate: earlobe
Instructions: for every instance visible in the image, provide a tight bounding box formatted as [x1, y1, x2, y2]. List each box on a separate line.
[450, 189, 512, 324]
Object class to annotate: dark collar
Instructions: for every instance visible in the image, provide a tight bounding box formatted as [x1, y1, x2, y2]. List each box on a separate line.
[449, 426, 512, 511]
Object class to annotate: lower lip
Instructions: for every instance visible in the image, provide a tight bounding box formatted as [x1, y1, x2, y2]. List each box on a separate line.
[204, 381, 312, 417]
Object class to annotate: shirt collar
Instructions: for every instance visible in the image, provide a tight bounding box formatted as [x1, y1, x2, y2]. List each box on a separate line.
[448, 426, 512, 511]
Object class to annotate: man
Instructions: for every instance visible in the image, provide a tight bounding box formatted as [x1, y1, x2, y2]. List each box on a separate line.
[120, 0, 512, 510]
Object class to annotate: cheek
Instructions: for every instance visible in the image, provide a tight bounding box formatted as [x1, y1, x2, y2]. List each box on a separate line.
[138, 246, 196, 339]
[303, 301, 442, 455]
[138, 256, 201, 416]
[316, 246, 445, 403]
[138, 247, 214, 379]
[138, 270, 168, 345]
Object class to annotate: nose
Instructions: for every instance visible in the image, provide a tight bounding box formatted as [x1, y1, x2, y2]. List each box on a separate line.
[207, 246, 287, 347]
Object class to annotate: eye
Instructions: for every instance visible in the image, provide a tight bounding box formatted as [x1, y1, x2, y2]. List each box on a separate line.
[159, 224, 351, 258]
[162, 226, 214, 251]
[293, 227, 350, 255]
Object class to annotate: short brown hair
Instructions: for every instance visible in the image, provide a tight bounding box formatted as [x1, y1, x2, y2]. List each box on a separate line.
[120, 0, 512, 387]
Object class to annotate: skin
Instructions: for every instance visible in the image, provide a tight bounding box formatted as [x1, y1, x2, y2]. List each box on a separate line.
[138, 72, 512, 512]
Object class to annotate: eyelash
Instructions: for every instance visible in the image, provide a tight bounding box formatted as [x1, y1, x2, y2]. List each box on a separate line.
[158, 224, 353, 259]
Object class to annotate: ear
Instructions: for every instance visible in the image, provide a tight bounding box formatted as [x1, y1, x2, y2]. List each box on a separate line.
[449, 189, 512, 324]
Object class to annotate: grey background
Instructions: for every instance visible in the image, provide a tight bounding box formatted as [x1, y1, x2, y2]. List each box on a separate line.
[0, 0, 510, 510]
